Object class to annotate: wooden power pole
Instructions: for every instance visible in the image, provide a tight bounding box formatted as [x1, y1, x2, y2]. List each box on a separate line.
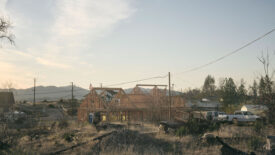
[33, 78, 36, 106]
[71, 82, 74, 117]
[71, 82, 74, 101]
[168, 72, 171, 120]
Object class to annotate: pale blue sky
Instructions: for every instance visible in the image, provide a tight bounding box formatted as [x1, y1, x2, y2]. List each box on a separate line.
[0, 0, 274, 90]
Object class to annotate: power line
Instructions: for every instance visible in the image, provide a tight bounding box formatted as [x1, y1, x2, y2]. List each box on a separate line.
[104, 74, 168, 87]
[176, 28, 275, 75]
[14, 89, 86, 96]
[10, 28, 275, 92]
[103, 28, 275, 87]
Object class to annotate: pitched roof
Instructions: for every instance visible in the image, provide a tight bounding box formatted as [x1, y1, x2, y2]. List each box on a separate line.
[242, 105, 268, 110]
[109, 94, 153, 110]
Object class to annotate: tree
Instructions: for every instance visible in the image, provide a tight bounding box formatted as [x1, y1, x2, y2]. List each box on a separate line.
[258, 52, 273, 103]
[2, 80, 14, 92]
[183, 88, 202, 100]
[258, 52, 275, 123]
[264, 75, 273, 95]
[249, 80, 258, 103]
[237, 79, 247, 103]
[202, 75, 215, 97]
[258, 77, 266, 100]
[0, 17, 14, 44]
[220, 77, 238, 105]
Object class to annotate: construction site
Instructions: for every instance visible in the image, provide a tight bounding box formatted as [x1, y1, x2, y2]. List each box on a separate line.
[1, 1, 275, 154]
[1, 81, 275, 154]
[77, 84, 185, 123]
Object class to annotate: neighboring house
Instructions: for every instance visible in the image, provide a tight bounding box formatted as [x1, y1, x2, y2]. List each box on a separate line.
[0, 92, 15, 114]
[241, 104, 268, 115]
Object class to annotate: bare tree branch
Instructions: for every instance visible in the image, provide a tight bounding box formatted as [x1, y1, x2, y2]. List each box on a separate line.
[0, 17, 14, 45]
[258, 51, 271, 77]
[2, 80, 14, 92]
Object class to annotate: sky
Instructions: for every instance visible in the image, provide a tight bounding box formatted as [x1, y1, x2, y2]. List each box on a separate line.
[0, 0, 275, 91]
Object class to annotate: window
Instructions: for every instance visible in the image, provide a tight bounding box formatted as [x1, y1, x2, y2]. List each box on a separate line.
[235, 112, 242, 115]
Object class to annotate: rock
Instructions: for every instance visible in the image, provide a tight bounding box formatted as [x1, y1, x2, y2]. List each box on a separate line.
[20, 136, 31, 142]
[201, 133, 216, 144]
[201, 133, 215, 139]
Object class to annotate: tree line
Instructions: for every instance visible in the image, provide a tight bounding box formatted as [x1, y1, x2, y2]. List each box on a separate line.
[182, 52, 275, 123]
[183, 75, 274, 104]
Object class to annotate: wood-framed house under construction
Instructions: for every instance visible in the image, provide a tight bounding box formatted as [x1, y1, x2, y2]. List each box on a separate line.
[78, 85, 185, 122]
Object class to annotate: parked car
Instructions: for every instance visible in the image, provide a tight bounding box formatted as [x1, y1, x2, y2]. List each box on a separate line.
[206, 111, 228, 122]
[217, 112, 228, 121]
[227, 111, 260, 124]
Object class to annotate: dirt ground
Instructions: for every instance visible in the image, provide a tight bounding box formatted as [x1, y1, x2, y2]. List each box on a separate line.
[1, 103, 274, 155]
[0, 120, 273, 155]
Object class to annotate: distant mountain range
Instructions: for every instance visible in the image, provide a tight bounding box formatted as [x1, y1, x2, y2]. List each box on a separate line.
[0, 85, 89, 102]
[0, 86, 182, 102]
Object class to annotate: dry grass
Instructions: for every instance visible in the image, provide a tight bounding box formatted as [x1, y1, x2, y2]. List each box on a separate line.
[1, 102, 273, 155]
[1, 120, 271, 155]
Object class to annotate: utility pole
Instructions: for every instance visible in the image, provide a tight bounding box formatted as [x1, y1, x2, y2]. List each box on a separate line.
[71, 82, 74, 117]
[33, 78, 36, 106]
[71, 82, 74, 101]
[168, 72, 171, 120]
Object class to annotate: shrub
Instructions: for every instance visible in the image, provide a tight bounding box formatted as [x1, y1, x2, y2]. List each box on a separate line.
[63, 132, 75, 142]
[48, 104, 55, 108]
[222, 104, 240, 114]
[58, 120, 69, 129]
[253, 120, 265, 134]
[247, 136, 265, 150]
[175, 119, 220, 136]
[176, 126, 188, 137]
[67, 108, 77, 116]
[58, 99, 64, 104]
[14, 117, 26, 124]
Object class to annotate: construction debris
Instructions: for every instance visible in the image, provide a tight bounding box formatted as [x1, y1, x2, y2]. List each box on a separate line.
[95, 123, 125, 131]
[49, 142, 88, 155]
[90, 129, 181, 154]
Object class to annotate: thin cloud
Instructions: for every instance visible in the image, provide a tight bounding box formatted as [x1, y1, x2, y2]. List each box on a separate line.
[35, 57, 71, 69]
[0, 49, 72, 69]
[0, 0, 136, 88]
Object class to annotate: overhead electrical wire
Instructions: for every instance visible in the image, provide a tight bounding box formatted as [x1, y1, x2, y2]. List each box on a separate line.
[104, 28, 275, 87]
[105, 74, 168, 87]
[10, 28, 275, 90]
[176, 28, 275, 75]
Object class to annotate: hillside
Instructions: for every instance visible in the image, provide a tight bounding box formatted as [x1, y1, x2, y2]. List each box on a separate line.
[0, 86, 181, 102]
[0, 85, 89, 102]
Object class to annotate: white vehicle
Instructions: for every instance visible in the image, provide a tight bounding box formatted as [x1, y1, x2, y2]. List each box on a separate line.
[205, 111, 228, 121]
[227, 111, 260, 123]
[217, 112, 228, 121]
